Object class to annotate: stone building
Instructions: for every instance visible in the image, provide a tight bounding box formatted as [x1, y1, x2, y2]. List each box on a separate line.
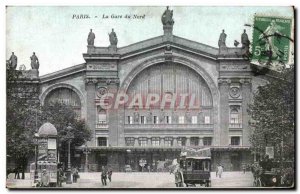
[14, 8, 274, 172]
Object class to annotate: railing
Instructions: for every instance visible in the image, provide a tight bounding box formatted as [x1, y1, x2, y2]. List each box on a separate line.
[124, 123, 213, 130]
[96, 123, 108, 129]
[229, 123, 242, 128]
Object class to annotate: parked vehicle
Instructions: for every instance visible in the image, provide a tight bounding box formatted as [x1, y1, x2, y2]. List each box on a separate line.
[251, 161, 294, 187]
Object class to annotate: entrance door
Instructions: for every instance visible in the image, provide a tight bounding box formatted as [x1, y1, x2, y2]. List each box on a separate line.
[96, 153, 108, 171]
[230, 153, 241, 171]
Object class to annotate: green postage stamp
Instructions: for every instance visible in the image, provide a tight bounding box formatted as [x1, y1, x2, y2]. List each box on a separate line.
[251, 16, 293, 64]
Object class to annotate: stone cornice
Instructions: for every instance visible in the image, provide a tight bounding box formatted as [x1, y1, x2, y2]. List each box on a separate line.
[83, 35, 221, 61]
[40, 63, 86, 83]
[218, 78, 252, 85]
[218, 78, 232, 84]
[239, 78, 252, 84]
[85, 78, 120, 85]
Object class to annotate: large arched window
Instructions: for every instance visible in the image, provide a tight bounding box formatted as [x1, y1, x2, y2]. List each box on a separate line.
[127, 63, 213, 108]
[44, 87, 81, 118]
[125, 63, 213, 125]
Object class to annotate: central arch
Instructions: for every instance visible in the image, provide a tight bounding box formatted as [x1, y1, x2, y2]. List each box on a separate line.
[119, 55, 220, 145]
[120, 56, 219, 107]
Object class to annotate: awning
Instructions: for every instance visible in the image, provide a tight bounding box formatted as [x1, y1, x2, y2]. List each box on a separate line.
[76, 146, 252, 152]
[87, 146, 182, 152]
[186, 157, 211, 160]
[210, 146, 252, 151]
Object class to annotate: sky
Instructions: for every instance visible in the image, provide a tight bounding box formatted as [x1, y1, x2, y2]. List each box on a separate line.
[6, 6, 294, 76]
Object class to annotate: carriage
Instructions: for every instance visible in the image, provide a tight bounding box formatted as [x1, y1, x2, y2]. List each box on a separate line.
[252, 161, 294, 187]
[252, 168, 281, 187]
[174, 148, 211, 187]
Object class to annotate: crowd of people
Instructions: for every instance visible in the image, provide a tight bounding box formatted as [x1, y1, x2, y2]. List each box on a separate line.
[43, 165, 114, 187]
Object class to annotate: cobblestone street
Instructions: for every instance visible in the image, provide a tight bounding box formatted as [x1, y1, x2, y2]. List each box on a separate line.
[7, 171, 254, 189]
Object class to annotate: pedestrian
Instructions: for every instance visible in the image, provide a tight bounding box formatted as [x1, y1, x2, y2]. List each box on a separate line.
[174, 165, 183, 187]
[101, 166, 107, 186]
[72, 167, 79, 183]
[216, 164, 219, 177]
[108, 169, 112, 182]
[57, 167, 64, 187]
[147, 165, 150, 173]
[217, 164, 223, 178]
[242, 164, 246, 174]
[14, 167, 20, 179]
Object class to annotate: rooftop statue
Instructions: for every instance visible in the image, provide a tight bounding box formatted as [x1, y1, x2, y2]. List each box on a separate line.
[109, 28, 118, 46]
[241, 29, 250, 50]
[87, 29, 95, 46]
[30, 52, 39, 70]
[8, 52, 18, 70]
[161, 6, 174, 26]
[218, 29, 227, 48]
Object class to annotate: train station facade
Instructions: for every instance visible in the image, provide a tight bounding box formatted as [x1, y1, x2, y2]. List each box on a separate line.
[27, 9, 272, 172]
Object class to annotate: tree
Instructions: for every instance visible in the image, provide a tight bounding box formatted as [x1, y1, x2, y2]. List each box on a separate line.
[7, 63, 91, 178]
[40, 102, 91, 147]
[248, 65, 295, 161]
[6, 62, 39, 179]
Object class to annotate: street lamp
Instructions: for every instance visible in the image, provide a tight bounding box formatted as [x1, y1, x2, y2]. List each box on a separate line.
[81, 144, 91, 172]
[65, 124, 74, 184]
[33, 133, 39, 184]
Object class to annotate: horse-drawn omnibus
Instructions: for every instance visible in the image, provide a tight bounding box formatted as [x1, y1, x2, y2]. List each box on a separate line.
[174, 148, 211, 187]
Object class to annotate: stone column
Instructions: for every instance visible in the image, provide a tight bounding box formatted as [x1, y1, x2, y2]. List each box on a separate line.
[134, 138, 139, 146]
[148, 138, 152, 146]
[173, 137, 178, 147]
[160, 138, 165, 147]
[240, 136, 243, 146]
[108, 82, 120, 146]
[240, 78, 252, 146]
[199, 137, 204, 146]
[85, 79, 97, 146]
[218, 78, 231, 145]
[186, 137, 190, 146]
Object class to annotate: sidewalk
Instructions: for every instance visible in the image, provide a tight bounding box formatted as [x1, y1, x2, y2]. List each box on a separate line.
[211, 171, 254, 188]
[6, 171, 254, 189]
[62, 172, 175, 188]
